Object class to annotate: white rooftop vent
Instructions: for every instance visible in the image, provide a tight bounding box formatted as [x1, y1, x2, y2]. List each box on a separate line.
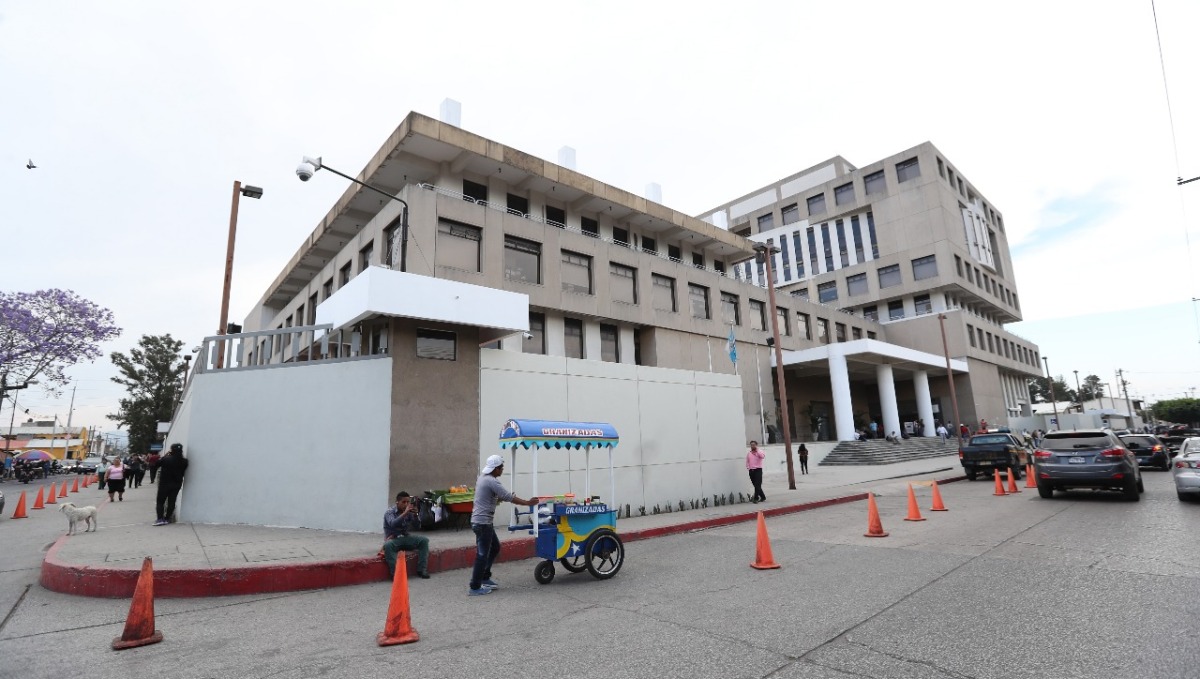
[558, 146, 576, 170]
[645, 182, 662, 203]
[440, 98, 462, 127]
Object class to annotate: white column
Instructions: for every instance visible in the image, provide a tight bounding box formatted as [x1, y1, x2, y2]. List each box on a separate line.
[829, 348, 856, 441]
[618, 327, 636, 365]
[913, 370, 935, 436]
[877, 364, 902, 439]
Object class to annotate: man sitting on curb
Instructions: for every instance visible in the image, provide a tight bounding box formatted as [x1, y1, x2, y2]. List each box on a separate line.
[379, 492, 430, 580]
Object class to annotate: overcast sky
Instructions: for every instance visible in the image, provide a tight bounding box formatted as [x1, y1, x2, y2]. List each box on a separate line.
[3, 1, 1199, 432]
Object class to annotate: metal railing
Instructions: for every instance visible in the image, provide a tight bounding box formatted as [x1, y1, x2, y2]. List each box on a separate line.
[195, 324, 383, 374]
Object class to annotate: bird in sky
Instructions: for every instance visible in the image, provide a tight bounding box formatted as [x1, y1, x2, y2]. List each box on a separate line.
[26, 159, 36, 169]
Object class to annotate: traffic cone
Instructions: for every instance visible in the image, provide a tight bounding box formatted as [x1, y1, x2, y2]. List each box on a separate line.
[59, 481, 69, 498]
[376, 555, 420, 646]
[750, 511, 781, 569]
[993, 469, 1007, 496]
[1025, 464, 1037, 489]
[71, 477, 80, 493]
[45, 481, 57, 504]
[930, 480, 948, 511]
[32, 486, 45, 510]
[112, 557, 164, 650]
[903, 484, 926, 521]
[11, 491, 28, 519]
[1006, 468, 1021, 494]
[864, 493, 889, 537]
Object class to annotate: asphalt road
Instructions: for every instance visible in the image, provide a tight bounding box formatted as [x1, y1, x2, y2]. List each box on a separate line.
[1, 469, 1197, 678]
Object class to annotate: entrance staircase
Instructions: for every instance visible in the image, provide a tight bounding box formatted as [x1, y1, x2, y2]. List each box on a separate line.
[818, 437, 958, 466]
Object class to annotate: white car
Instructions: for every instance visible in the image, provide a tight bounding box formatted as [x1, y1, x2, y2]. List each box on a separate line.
[1172, 437, 1200, 502]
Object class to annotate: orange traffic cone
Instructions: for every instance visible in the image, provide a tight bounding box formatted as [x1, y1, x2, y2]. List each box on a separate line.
[864, 493, 889, 537]
[112, 558, 164, 650]
[1006, 468, 1021, 494]
[993, 469, 1007, 496]
[45, 481, 57, 504]
[750, 511, 781, 569]
[1025, 464, 1037, 489]
[59, 480, 69, 498]
[32, 486, 45, 510]
[903, 484, 926, 521]
[11, 491, 28, 519]
[376, 555, 420, 645]
[71, 477, 80, 493]
[930, 480, 948, 511]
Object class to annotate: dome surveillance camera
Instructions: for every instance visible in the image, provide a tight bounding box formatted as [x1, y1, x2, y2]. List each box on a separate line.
[296, 161, 316, 182]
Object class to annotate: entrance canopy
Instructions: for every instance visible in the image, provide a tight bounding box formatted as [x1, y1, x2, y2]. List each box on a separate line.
[776, 338, 968, 376]
[498, 419, 619, 450]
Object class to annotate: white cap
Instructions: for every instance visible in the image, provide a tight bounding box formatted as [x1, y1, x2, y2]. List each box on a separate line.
[482, 454, 505, 474]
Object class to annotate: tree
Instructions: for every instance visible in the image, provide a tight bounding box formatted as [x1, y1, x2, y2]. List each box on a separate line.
[0, 289, 121, 394]
[1150, 398, 1200, 427]
[1029, 375, 1074, 404]
[1077, 374, 1105, 403]
[108, 334, 186, 455]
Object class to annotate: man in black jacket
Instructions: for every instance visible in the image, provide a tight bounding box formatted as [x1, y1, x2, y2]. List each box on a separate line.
[153, 443, 189, 526]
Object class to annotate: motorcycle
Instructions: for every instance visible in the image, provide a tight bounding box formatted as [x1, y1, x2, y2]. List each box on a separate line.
[15, 465, 32, 484]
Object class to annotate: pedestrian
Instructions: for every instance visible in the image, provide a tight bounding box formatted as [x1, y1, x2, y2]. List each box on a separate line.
[147, 450, 160, 484]
[153, 443, 189, 526]
[96, 456, 108, 491]
[937, 423, 949, 443]
[959, 423, 969, 439]
[127, 454, 144, 489]
[105, 456, 127, 502]
[378, 491, 430, 580]
[746, 440, 766, 502]
[798, 443, 809, 475]
[467, 454, 538, 596]
[868, 420, 878, 439]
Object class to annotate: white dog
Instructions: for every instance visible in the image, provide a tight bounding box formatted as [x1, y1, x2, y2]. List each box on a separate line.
[59, 502, 98, 535]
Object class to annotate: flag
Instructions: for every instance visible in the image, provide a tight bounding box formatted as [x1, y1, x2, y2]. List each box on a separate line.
[726, 326, 737, 365]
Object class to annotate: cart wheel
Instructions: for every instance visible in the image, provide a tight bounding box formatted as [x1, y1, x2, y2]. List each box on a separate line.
[560, 548, 587, 573]
[584, 529, 624, 580]
[534, 559, 555, 585]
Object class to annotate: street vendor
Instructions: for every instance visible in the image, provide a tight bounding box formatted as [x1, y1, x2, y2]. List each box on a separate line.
[378, 491, 430, 580]
[468, 454, 538, 597]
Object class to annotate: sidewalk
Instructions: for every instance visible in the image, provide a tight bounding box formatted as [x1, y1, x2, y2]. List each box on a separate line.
[40, 450, 966, 599]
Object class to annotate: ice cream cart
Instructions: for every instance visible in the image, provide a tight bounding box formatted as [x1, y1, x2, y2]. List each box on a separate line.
[499, 418, 625, 584]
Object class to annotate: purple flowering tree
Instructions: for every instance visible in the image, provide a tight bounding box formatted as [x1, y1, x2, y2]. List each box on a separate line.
[0, 289, 122, 395]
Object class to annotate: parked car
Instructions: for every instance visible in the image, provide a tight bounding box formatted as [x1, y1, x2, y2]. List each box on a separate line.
[1033, 429, 1143, 501]
[78, 455, 103, 474]
[1173, 437, 1200, 502]
[1119, 434, 1171, 471]
[959, 433, 1026, 481]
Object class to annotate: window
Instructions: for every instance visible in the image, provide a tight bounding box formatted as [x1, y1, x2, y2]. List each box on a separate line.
[507, 193, 529, 216]
[781, 203, 800, 226]
[947, 168, 956, 188]
[866, 211, 879, 259]
[776, 307, 791, 335]
[721, 292, 740, 326]
[888, 300, 905, 320]
[641, 236, 657, 255]
[758, 213, 774, 232]
[937, 158, 946, 178]
[692, 252, 705, 269]
[714, 261, 725, 274]
[850, 215, 865, 262]
[977, 327, 985, 348]
[847, 273, 868, 296]
[896, 157, 920, 183]
[974, 267, 982, 287]
[867, 331, 877, 339]
[878, 264, 901, 288]
[967, 324, 976, 347]
[749, 299, 766, 331]
[791, 232, 806, 278]
[807, 226, 819, 273]
[807, 193, 826, 217]
[525, 313, 545, 354]
[689, 284, 710, 319]
[965, 266, 974, 283]
[564, 318, 584, 359]
[581, 216, 599, 238]
[561, 250, 592, 294]
[791, 287, 809, 300]
[958, 177, 965, 196]
[818, 280, 838, 303]
[545, 205, 566, 228]
[986, 333, 994, 353]
[852, 327, 863, 340]
[862, 305, 878, 322]
[652, 274, 676, 312]
[462, 179, 488, 203]
[359, 241, 374, 273]
[610, 263, 637, 304]
[416, 328, 456, 360]
[382, 216, 401, 268]
[914, 294, 932, 315]
[307, 293, 317, 325]
[912, 254, 938, 280]
[834, 182, 856, 206]
[504, 236, 541, 284]
[835, 323, 847, 342]
[864, 170, 886, 196]
[797, 312, 812, 340]
[600, 324, 619, 363]
[322, 278, 333, 300]
[817, 318, 829, 344]
[821, 223, 834, 271]
[339, 262, 352, 287]
[437, 219, 482, 272]
[668, 244, 682, 262]
[295, 305, 304, 329]
[836, 219, 849, 267]
[612, 226, 630, 247]
[954, 255, 963, 277]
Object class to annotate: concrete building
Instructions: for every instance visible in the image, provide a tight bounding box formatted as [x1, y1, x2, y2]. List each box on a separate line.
[170, 110, 1041, 532]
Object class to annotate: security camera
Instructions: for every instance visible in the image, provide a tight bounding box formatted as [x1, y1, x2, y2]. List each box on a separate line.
[296, 161, 316, 182]
[522, 332, 533, 340]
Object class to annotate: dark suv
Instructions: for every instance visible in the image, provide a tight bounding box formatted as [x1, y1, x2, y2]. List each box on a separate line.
[1119, 434, 1171, 471]
[1033, 429, 1144, 501]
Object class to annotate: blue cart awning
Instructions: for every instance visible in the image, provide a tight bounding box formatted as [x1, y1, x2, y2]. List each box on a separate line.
[498, 419, 619, 450]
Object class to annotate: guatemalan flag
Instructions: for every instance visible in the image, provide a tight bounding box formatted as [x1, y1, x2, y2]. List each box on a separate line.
[726, 326, 737, 365]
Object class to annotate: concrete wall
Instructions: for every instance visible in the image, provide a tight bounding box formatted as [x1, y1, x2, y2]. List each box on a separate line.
[173, 358, 392, 532]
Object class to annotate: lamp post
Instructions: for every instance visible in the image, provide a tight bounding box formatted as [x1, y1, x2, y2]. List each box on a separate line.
[296, 156, 410, 272]
[1043, 356, 1059, 430]
[937, 313, 964, 447]
[753, 241, 796, 490]
[2, 377, 35, 457]
[1073, 369, 1082, 413]
[217, 181, 264, 368]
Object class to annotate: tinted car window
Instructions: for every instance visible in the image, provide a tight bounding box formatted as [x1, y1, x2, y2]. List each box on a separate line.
[1181, 439, 1200, 455]
[1042, 433, 1113, 450]
[970, 435, 1011, 445]
[1120, 436, 1157, 448]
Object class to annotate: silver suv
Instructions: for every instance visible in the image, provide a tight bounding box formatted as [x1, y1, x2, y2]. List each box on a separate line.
[1033, 429, 1144, 501]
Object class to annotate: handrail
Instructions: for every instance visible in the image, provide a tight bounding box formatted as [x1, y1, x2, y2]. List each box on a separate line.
[194, 323, 383, 374]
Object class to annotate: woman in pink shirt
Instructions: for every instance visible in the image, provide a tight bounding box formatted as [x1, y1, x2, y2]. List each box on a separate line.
[104, 456, 127, 502]
[746, 441, 766, 503]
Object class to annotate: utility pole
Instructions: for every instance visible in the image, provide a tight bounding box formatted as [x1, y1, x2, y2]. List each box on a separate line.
[1073, 370, 1082, 413]
[938, 313, 964, 447]
[1117, 369, 1134, 426]
[754, 241, 796, 490]
[63, 384, 77, 460]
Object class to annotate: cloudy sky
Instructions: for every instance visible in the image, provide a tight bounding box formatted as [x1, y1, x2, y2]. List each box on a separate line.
[3, 1, 1199, 432]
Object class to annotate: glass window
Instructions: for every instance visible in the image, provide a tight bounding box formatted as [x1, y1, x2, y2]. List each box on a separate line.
[847, 273, 868, 296]
[878, 264, 901, 288]
[437, 219, 482, 272]
[564, 318, 584, 359]
[986, 333, 995, 353]
[836, 219, 849, 267]
[322, 278, 333, 300]
[545, 205, 566, 228]
[757, 213, 774, 232]
[914, 294, 932, 315]
[416, 328, 456, 360]
[600, 324, 619, 363]
[781, 203, 800, 226]
[852, 326, 862, 340]
[692, 252, 705, 269]
[791, 231, 806, 278]
[818, 280, 838, 303]
[866, 211, 879, 259]
[561, 250, 592, 294]
[610, 263, 637, 304]
[504, 236, 541, 284]
[721, 292, 740, 326]
[668, 244, 682, 262]
[581, 216, 599, 237]
[641, 236, 657, 255]
[937, 158, 945, 178]
[912, 254, 938, 281]
[896, 157, 921, 183]
[462, 179, 488, 203]
[817, 318, 829, 344]
[864, 170, 885, 196]
[358, 241, 374, 273]
[776, 307, 791, 336]
[525, 313, 546, 354]
[807, 193, 826, 217]
[835, 323, 847, 342]
[652, 274, 676, 312]
[821, 223, 834, 271]
[888, 300, 905, 320]
[797, 312, 812, 340]
[834, 182, 855, 206]
[967, 324, 976, 348]
[339, 262, 352, 287]
[749, 300, 766, 331]
[791, 287, 809, 300]
[867, 331, 877, 339]
[862, 305, 878, 321]
[507, 193, 529, 216]
[612, 226, 630, 247]
[689, 284, 710, 319]
[850, 215, 865, 262]
[954, 255, 963, 277]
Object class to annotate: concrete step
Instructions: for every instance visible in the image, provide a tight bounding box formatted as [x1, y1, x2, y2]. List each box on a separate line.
[819, 438, 958, 466]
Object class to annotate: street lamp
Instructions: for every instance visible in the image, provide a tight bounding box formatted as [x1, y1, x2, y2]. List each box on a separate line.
[217, 181, 264, 368]
[1073, 370, 1082, 413]
[1043, 356, 1059, 430]
[937, 314, 964, 447]
[753, 241, 796, 490]
[296, 156, 410, 272]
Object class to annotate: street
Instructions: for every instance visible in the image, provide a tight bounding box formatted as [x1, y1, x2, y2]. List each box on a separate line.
[1, 469, 1197, 678]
